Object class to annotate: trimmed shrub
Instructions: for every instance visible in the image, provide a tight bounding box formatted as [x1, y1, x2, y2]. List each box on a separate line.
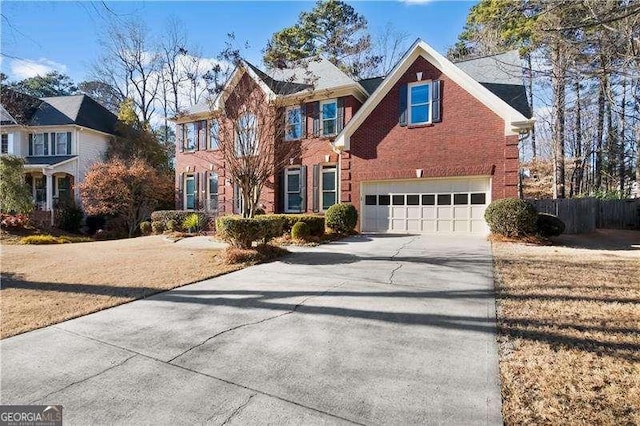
[484, 198, 537, 237]
[270, 214, 325, 236]
[56, 202, 83, 233]
[151, 210, 211, 230]
[139, 221, 152, 235]
[216, 215, 285, 248]
[182, 213, 203, 233]
[165, 219, 178, 232]
[85, 215, 106, 235]
[291, 221, 310, 240]
[325, 203, 358, 234]
[0, 213, 29, 229]
[20, 235, 60, 245]
[220, 244, 289, 265]
[537, 213, 565, 237]
[151, 221, 166, 234]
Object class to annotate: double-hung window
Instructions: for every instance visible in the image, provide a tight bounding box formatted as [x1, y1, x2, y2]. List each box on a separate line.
[408, 81, 431, 125]
[321, 165, 337, 211]
[320, 100, 337, 136]
[185, 123, 197, 151]
[208, 172, 219, 212]
[1, 134, 8, 154]
[209, 120, 219, 150]
[184, 175, 195, 210]
[55, 132, 68, 155]
[285, 168, 302, 212]
[33, 133, 46, 156]
[285, 106, 302, 141]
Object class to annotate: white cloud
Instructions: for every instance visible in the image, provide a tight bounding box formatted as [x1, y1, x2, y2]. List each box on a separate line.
[9, 58, 68, 79]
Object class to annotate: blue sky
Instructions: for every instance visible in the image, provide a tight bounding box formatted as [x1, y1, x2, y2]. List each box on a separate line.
[1, 1, 475, 82]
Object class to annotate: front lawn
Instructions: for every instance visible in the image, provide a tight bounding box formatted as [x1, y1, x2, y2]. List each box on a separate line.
[492, 230, 640, 424]
[0, 236, 240, 339]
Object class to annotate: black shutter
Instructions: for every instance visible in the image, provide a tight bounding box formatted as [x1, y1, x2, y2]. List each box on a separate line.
[301, 104, 308, 138]
[43, 133, 49, 155]
[51, 133, 56, 155]
[336, 98, 344, 133]
[312, 102, 320, 137]
[67, 132, 72, 154]
[312, 164, 320, 213]
[432, 80, 442, 123]
[399, 84, 408, 126]
[194, 173, 200, 209]
[29, 134, 33, 156]
[277, 169, 285, 213]
[300, 165, 307, 212]
[178, 173, 184, 209]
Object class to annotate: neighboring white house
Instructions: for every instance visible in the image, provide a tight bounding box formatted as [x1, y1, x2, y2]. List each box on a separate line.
[0, 89, 117, 222]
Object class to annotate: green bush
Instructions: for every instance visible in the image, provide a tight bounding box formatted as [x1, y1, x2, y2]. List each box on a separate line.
[56, 202, 83, 233]
[151, 221, 166, 234]
[182, 213, 203, 233]
[269, 214, 325, 236]
[536, 213, 565, 237]
[216, 215, 285, 248]
[291, 221, 310, 240]
[325, 203, 358, 234]
[166, 219, 178, 232]
[484, 198, 537, 237]
[150, 210, 212, 230]
[20, 235, 60, 245]
[139, 221, 152, 235]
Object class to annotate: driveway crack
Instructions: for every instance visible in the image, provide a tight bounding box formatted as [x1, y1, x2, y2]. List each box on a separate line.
[217, 393, 257, 425]
[28, 354, 137, 404]
[388, 236, 419, 285]
[168, 281, 347, 364]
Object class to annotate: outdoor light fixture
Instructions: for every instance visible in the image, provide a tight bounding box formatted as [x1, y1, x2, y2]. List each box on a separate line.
[416, 72, 423, 81]
[324, 154, 330, 163]
[416, 169, 423, 178]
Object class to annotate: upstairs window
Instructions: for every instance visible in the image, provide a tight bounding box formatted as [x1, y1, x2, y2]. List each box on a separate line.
[185, 123, 197, 151]
[1, 134, 8, 154]
[285, 106, 302, 141]
[235, 113, 258, 157]
[321, 100, 337, 136]
[33, 133, 46, 156]
[209, 120, 219, 150]
[55, 132, 69, 155]
[408, 81, 431, 125]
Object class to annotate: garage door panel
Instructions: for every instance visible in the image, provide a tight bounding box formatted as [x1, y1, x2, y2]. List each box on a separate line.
[362, 178, 490, 234]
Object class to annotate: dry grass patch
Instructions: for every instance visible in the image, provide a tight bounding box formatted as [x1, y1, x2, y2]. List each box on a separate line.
[492, 230, 640, 425]
[1, 236, 240, 339]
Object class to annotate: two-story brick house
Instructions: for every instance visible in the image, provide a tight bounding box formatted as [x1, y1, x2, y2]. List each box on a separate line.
[173, 39, 533, 234]
[0, 88, 117, 224]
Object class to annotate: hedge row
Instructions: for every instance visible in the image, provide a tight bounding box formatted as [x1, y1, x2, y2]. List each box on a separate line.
[269, 214, 325, 236]
[216, 215, 285, 248]
[484, 198, 566, 237]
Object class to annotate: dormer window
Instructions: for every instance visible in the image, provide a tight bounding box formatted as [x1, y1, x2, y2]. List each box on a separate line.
[408, 81, 431, 125]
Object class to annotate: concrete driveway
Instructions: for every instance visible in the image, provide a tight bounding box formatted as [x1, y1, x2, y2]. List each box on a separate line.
[1, 235, 501, 425]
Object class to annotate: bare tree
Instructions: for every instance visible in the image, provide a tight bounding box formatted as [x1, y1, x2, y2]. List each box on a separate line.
[94, 19, 161, 125]
[365, 23, 411, 78]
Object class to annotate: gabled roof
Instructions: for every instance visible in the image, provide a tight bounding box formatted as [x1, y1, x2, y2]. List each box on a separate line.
[334, 39, 534, 150]
[0, 88, 118, 134]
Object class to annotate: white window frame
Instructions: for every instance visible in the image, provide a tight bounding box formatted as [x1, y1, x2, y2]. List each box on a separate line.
[320, 165, 338, 212]
[184, 174, 196, 210]
[285, 106, 302, 141]
[320, 99, 337, 136]
[55, 132, 68, 155]
[185, 123, 197, 151]
[33, 133, 45, 156]
[209, 120, 219, 150]
[408, 81, 432, 125]
[284, 167, 302, 213]
[208, 172, 219, 212]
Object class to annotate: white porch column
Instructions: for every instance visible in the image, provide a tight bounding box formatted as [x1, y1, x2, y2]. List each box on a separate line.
[45, 171, 54, 226]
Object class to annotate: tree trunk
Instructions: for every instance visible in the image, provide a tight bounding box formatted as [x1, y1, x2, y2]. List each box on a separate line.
[594, 74, 606, 191]
[551, 44, 566, 199]
[573, 80, 583, 197]
[619, 79, 626, 196]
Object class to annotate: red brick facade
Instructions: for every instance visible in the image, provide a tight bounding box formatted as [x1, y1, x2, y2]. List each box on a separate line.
[174, 56, 521, 225]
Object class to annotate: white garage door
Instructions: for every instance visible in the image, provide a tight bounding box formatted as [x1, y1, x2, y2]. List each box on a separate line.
[362, 177, 491, 234]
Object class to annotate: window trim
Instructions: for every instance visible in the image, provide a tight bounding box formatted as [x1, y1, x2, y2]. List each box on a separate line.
[184, 123, 197, 151]
[320, 164, 337, 212]
[33, 133, 46, 156]
[184, 174, 196, 210]
[208, 172, 219, 212]
[284, 167, 302, 213]
[55, 132, 68, 155]
[320, 99, 338, 136]
[285, 106, 302, 141]
[1, 134, 8, 154]
[408, 80, 432, 125]
[208, 120, 220, 150]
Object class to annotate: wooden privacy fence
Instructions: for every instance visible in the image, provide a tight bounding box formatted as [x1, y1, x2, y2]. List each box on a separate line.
[528, 198, 640, 234]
